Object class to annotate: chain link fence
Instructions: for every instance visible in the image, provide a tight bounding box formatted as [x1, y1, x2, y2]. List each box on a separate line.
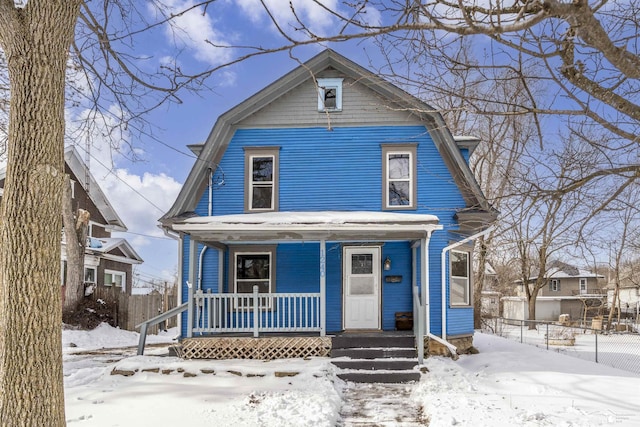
[481, 317, 640, 375]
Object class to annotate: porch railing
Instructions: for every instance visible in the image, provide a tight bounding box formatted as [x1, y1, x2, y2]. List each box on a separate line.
[192, 286, 321, 337]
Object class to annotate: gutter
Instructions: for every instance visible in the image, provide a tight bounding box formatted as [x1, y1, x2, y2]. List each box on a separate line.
[441, 226, 495, 341]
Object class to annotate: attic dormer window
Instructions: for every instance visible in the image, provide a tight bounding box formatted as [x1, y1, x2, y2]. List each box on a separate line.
[317, 78, 343, 112]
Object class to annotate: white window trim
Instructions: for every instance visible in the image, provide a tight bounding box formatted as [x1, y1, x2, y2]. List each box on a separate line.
[244, 147, 279, 213]
[249, 154, 275, 211]
[579, 278, 587, 293]
[317, 78, 343, 112]
[450, 250, 471, 306]
[233, 251, 273, 294]
[382, 144, 417, 210]
[104, 269, 126, 292]
[84, 266, 97, 284]
[231, 249, 275, 310]
[550, 279, 560, 292]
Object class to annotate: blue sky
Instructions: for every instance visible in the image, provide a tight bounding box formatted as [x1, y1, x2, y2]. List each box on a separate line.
[77, 1, 382, 288]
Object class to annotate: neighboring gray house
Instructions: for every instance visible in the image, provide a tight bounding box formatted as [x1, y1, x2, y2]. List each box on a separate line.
[506, 261, 605, 322]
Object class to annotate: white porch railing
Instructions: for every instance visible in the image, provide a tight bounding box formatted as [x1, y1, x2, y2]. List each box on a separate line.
[192, 286, 322, 337]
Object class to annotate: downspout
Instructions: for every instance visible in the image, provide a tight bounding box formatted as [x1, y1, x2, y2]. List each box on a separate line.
[197, 168, 214, 292]
[441, 226, 495, 341]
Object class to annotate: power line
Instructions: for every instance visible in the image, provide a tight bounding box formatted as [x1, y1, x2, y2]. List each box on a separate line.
[74, 144, 166, 214]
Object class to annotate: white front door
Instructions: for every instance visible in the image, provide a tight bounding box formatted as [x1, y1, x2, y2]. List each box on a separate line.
[343, 246, 380, 330]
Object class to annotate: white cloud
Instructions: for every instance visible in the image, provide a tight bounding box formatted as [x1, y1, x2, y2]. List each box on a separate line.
[66, 106, 182, 281]
[236, 0, 380, 37]
[150, 0, 235, 66]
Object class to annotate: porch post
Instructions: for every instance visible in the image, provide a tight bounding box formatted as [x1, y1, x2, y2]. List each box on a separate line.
[421, 237, 429, 335]
[412, 244, 424, 363]
[320, 239, 326, 336]
[187, 237, 197, 338]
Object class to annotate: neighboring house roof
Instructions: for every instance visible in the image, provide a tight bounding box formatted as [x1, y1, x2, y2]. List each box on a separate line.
[86, 237, 143, 265]
[64, 146, 127, 232]
[160, 49, 496, 227]
[0, 146, 127, 232]
[518, 267, 604, 284]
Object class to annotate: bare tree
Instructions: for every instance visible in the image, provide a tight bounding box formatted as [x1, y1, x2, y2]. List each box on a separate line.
[0, 1, 237, 424]
[247, 1, 639, 207]
[603, 188, 640, 329]
[503, 134, 609, 325]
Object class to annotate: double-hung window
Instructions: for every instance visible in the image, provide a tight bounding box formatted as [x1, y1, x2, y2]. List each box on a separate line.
[382, 144, 417, 209]
[244, 147, 279, 212]
[450, 250, 471, 306]
[104, 269, 126, 291]
[317, 78, 343, 112]
[231, 246, 276, 309]
[550, 279, 560, 292]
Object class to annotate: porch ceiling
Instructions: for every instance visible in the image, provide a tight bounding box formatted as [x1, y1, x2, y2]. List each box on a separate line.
[171, 211, 442, 243]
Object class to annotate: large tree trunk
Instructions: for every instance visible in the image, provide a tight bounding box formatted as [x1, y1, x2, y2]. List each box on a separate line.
[0, 2, 82, 425]
[62, 175, 89, 316]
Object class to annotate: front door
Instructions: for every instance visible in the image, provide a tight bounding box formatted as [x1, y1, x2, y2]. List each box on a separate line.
[343, 246, 380, 329]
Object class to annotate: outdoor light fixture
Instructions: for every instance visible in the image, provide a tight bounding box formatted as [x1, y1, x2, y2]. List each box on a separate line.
[384, 256, 392, 271]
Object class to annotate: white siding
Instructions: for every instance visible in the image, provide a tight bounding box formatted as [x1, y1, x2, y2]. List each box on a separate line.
[239, 72, 422, 128]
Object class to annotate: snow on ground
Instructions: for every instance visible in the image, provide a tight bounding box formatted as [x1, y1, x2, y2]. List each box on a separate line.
[63, 324, 640, 426]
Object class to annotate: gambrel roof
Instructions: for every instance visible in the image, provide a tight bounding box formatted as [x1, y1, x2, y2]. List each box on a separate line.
[161, 49, 495, 226]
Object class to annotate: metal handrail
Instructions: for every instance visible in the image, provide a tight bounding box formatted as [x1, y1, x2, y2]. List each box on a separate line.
[135, 302, 188, 355]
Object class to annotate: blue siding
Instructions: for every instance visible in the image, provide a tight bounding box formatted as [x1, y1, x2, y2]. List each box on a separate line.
[381, 242, 413, 330]
[209, 126, 466, 216]
[179, 125, 475, 337]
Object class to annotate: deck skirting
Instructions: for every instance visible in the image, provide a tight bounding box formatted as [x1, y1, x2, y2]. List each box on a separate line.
[178, 336, 332, 360]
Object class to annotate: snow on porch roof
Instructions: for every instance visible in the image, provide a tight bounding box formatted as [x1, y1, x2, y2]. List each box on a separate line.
[172, 211, 442, 243]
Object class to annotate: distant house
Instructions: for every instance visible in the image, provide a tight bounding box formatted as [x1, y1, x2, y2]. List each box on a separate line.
[479, 262, 501, 317]
[607, 265, 640, 318]
[160, 49, 496, 359]
[506, 261, 605, 322]
[0, 146, 143, 297]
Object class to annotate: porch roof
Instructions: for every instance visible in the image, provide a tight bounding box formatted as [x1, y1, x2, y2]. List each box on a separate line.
[172, 211, 442, 243]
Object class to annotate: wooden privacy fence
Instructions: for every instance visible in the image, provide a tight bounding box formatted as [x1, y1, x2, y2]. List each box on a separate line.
[90, 286, 177, 334]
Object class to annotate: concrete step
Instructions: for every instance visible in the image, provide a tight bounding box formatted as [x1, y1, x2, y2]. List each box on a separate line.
[332, 335, 415, 350]
[332, 359, 418, 371]
[330, 347, 416, 359]
[337, 371, 421, 384]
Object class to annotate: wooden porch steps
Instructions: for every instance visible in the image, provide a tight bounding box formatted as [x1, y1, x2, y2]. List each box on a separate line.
[330, 334, 421, 383]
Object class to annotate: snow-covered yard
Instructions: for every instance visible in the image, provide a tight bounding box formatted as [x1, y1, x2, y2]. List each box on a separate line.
[63, 325, 640, 426]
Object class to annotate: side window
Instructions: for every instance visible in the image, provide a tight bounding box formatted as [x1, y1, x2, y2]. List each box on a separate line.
[550, 279, 560, 292]
[244, 147, 279, 212]
[381, 144, 417, 210]
[104, 269, 126, 292]
[317, 78, 343, 112]
[84, 267, 97, 284]
[450, 250, 471, 306]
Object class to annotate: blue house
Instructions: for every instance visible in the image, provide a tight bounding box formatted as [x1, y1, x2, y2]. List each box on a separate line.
[160, 49, 496, 360]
